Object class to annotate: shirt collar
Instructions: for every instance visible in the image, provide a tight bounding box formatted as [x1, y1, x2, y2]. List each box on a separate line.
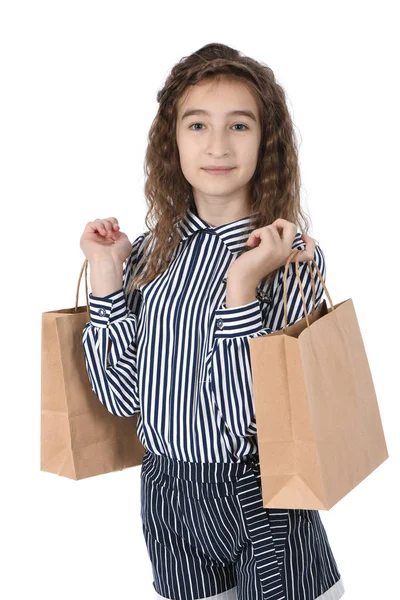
[177, 206, 260, 253]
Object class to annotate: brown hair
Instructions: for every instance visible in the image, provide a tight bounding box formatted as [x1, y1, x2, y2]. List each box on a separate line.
[126, 42, 310, 294]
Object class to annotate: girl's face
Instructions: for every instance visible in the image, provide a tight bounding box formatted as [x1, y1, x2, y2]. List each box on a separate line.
[175, 79, 262, 211]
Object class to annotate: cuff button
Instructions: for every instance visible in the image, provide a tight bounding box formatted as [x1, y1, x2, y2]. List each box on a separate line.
[256, 292, 271, 303]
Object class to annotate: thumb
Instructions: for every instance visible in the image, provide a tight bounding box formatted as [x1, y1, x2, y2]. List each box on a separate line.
[246, 231, 260, 246]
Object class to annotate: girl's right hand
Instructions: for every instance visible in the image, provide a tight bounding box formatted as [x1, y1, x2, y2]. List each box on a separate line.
[80, 217, 132, 265]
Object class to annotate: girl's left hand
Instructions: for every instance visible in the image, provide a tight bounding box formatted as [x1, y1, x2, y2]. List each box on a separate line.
[228, 218, 316, 287]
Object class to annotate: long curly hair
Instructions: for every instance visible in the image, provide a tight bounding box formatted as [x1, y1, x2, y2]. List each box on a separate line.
[126, 42, 310, 295]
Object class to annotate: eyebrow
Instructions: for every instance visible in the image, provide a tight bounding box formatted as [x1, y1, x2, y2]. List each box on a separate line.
[180, 109, 257, 122]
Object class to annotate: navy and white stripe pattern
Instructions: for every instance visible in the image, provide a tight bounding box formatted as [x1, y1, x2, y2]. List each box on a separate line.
[81, 205, 345, 599]
[82, 206, 327, 463]
[141, 448, 344, 600]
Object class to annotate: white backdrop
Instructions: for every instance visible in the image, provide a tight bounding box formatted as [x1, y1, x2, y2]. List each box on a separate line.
[1, 1, 398, 598]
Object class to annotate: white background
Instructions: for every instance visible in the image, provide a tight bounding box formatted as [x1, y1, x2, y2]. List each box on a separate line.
[1, 1, 398, 598]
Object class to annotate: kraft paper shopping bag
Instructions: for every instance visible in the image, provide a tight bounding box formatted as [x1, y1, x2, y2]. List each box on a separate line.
[249, 248, 389, 510]
[40, 259, 144, 480]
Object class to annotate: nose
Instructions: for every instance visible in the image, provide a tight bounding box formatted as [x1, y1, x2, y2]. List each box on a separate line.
[206, 130, 230, 156]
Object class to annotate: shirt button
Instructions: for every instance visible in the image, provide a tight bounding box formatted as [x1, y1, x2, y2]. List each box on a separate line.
[256, 292, 272, 303]
[98, 308, 106, 316]
[217, 319, 224, 329]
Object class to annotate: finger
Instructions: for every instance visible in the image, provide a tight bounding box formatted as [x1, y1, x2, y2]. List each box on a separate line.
[89, 220, 106, 235]
[268, 224, 285, 244]
[305, 237, 316, 260]
[246, 224, 282, 247]
[104, 217, 119, 228]
[247, 220, 294, 246]
[296, 235, 316, 262]
[270, 219, 297, 244]
[246, 227, 269, 246]
[93, 218, 119, 236]
[246, 227, 262, 246]
[101, 218, 118, 234]
[95, 221, 108, 235]
[302, 234, 315, 256]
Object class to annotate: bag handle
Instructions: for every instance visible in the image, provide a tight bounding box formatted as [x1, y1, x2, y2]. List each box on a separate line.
[283, 248, 334, 331]
[74, 258, 90, 313]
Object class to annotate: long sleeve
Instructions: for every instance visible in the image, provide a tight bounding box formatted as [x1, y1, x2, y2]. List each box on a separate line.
[81, 233, 146, 417]
[209, 239, 327, 438]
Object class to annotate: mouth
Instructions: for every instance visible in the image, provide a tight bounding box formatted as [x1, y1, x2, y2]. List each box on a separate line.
[202, 167, 236, 175]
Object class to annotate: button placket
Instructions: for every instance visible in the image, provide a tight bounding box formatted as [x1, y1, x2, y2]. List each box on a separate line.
[219, 275, 228, 329]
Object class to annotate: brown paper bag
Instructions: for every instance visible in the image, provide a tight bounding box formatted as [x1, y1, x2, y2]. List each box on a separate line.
[40, 259, 145, 480]
[250, 249, 389, 510]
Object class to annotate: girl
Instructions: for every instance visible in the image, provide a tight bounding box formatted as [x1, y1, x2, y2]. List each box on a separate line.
[80, 43, 345, 600]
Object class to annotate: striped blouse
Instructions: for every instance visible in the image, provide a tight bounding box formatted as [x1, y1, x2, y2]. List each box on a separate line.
[81, 206, 326, 463]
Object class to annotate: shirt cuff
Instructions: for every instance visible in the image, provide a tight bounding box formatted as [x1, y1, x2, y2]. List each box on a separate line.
[89, 288, 128, 328]
[214, 299, 263, 339]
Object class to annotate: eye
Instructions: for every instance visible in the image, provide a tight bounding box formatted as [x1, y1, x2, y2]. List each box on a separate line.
[188, 123, 249, 131]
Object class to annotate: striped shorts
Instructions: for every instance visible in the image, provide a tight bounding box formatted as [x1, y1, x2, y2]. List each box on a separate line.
[140, 448, 345, 600]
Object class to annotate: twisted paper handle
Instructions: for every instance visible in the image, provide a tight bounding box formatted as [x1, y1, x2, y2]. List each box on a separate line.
[282, 249, 334, 331]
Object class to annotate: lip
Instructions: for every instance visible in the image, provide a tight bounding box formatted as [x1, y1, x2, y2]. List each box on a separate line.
[203, 167, 235, 175]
